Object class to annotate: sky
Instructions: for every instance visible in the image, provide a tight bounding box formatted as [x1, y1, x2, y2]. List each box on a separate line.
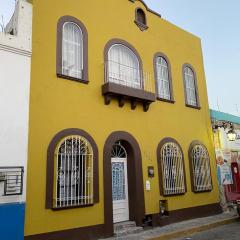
[0, 0, 239, 116]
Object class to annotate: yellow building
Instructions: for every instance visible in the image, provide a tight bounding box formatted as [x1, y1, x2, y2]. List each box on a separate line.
[25, 0, 221, 239]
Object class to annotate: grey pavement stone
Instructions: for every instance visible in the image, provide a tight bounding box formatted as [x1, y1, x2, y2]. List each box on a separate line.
[173, 221, 240, 240]
[99, 209, 238, 240]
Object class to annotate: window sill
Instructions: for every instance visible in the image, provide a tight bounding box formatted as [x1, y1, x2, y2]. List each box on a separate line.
[52, 203, 94, 211]
[162, 192, 186, 197]
[157, 97, 175, 104]
[185, 104, 201, 110]
[193, 189, 213, 194]
[134, 20, 149, 31]
[102, 82, 156, 112]
[57, 73, 89, 84]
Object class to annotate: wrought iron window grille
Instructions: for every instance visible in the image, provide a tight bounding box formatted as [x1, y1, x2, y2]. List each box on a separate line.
[0, 167, 24, 196]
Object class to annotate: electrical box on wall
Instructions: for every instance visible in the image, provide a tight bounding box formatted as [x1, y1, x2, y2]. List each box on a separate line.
[146, 180, 151, 191]
[159, 200, 168, 216]
[148, 166, 154, 178]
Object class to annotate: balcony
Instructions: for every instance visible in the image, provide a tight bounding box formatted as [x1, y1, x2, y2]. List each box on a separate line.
[102, 61, 156, 112]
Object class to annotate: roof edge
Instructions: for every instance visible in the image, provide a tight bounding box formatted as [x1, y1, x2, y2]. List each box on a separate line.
[210, 109, 240, 125]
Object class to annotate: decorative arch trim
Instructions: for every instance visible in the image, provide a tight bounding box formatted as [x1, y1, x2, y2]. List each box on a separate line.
[46, 128, 99, 209]
[103, 131, 145, 237]
[153, 52, 175, 103]
[56, 16, 89, 83]
[157, 137, 187, 196]
[188, 140, 213, 193]
[182, 63, 200, 109]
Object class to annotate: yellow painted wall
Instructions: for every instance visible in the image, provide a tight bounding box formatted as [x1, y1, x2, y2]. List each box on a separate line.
[25, 0, 219, 236]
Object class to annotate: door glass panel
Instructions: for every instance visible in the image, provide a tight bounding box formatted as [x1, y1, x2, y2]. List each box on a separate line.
[112, 162, 126, 201]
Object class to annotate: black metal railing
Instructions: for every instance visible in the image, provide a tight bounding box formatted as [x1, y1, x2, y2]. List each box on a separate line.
[0, 167, 24, 196]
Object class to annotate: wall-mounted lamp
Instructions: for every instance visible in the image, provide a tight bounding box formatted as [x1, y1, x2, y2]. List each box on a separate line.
[227, 128, 237, 141]
[212, 120, 237, 142]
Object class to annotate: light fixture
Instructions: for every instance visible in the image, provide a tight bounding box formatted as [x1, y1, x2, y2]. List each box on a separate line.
[212, 120, 237, 142]
[227, 128, 237, 141]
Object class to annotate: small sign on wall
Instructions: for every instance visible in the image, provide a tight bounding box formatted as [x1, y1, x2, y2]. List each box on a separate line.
[146, 180, 151, 191]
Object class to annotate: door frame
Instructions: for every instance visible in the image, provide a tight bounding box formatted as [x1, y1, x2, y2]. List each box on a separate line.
[103, 131, 145, 237]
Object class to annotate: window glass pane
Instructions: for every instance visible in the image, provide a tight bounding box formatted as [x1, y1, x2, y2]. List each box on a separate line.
[156, 57, 170, 100]
[108, 44, 141, 89]
[62, 22, 83, 79]
[184, 67, 197, 106]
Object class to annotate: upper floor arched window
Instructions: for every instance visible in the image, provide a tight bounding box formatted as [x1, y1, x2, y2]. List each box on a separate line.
[183, 64, 199, 108]
[154, 54, 174, 102]
[135, 8, 148, 31]
[57, 16, 89, 83]
[62, 22, 83, 79]
[136, 8, 146, 25]
[107, 43, 142, 89]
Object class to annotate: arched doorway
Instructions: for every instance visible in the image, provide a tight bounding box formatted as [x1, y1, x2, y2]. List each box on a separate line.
[103, 131, 145, 237]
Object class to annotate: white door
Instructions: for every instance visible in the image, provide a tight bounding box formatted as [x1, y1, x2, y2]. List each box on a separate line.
[111, 143, 129, 223]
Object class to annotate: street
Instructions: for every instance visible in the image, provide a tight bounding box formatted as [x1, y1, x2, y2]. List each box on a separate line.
[174, 221, 240, 240]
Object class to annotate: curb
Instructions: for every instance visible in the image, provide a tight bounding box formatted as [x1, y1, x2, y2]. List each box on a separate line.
[149, 217, 239, 240]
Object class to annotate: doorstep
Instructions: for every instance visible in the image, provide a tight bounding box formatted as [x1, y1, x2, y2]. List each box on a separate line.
[100, 210, 239, 240]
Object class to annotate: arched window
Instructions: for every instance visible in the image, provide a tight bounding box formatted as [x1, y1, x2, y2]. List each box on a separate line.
[157, 138, 186, 196]
[55, 136, 93, 208]
[107, 44, 141, 89]
[46, 129, 99, 209]
[189, 142, 212, 192]
[136, 8, 146, 25]
[183, 65, 199, 107]
[62, 22, 83, 79]
[135, 8, 148, 31]
[57, 16, 88, 83]
[155, 55, 173, 101]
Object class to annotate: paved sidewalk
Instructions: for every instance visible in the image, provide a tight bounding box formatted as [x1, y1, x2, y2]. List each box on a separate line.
[103, 210, 239, 240]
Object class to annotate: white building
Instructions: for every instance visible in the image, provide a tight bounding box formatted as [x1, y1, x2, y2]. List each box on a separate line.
[0, 1, 32, 239]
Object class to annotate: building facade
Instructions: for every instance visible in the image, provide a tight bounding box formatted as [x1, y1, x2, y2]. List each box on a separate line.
[211, 110, 240, 208]
[25, 0, 220, 239]
[0, 1, 32, 240]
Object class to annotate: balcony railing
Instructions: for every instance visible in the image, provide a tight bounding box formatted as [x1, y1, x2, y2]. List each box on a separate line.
[102, 61, 156, 111]
[0, 167, 24, 196]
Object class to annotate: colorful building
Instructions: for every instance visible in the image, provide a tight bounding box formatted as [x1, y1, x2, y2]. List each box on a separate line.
[25, 0, 220, 239]
[211, 110, 240, 208]
[0, 1, 32, 239]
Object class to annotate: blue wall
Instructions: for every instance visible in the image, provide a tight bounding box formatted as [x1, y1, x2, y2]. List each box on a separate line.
[0, 203, 25, 240]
